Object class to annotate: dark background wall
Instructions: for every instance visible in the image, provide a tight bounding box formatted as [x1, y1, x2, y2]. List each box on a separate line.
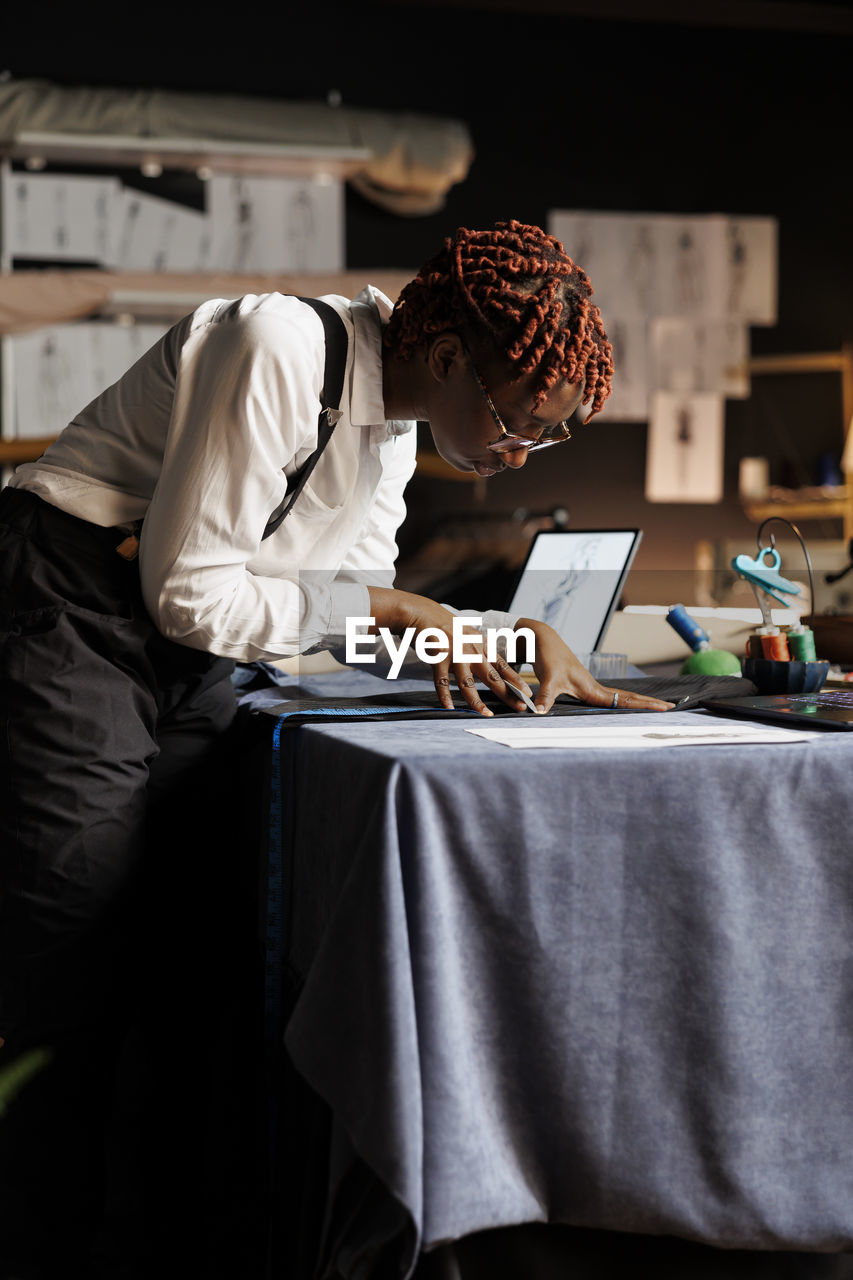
[6, 0, 853, 595]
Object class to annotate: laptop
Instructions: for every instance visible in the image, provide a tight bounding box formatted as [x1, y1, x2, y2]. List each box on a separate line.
[506, 528, 642, 656]
[705, 687, 853, 731]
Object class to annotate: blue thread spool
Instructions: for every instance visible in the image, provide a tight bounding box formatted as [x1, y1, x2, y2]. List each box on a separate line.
[666, 604, 742, 676]
[666, 604, 710, 652]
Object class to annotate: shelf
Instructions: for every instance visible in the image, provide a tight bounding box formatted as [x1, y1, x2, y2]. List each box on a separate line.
[744, 494, 850, 522]
[2, 131, 371, 179]
[743, 488, 853, 539]
[0, 436, 55, 465]
[746, 351, 850, 375]
[741, 346, 853, 541]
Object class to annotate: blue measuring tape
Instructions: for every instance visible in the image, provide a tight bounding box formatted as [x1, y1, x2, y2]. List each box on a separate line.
[263, 717, 286, 1045]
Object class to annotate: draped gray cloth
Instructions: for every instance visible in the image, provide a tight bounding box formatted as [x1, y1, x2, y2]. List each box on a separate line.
[248, 673, 853, 1278]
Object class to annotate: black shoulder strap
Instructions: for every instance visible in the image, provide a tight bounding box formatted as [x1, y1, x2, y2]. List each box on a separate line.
[261, 297, 349, 541]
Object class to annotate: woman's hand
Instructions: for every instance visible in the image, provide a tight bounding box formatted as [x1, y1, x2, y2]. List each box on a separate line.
[367, 587, 536, 717]
[516, 617, 674, 713]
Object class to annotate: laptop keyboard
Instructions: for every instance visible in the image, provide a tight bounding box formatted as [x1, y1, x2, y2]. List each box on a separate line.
[784, 690, 853, 705]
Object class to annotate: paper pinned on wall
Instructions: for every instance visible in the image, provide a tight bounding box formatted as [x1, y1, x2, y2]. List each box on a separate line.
[2, 173, 121, 265]
[645, 390, 725, 503]
[651, 215, 722, 318]
[11, 321, 172, 437]
[12, 324, 96, 437]
[706, 214, 778, 325]
[651, 317, 749, 397]
[206, 175, 344, 273]
[114, 189, 211, 272]
[549, 209, 778, 326]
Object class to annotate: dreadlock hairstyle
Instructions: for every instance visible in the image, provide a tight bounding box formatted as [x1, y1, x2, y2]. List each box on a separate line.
[383, 220, 614, 419]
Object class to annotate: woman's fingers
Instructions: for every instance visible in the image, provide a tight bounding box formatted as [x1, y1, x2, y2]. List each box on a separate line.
[432, 666, 457, 711]
[599, 686, 675, 711]
[453, 666, 493, 717]
[477, 654, 535, 710]
[534, 676, 675, 714]
[432, 660, 495, 716]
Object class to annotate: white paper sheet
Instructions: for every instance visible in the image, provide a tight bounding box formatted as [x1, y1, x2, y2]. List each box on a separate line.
[645, 390, 725, 503]
[11, 320, 173, 437]
[652, 214, 721, 318]
[114, 189, 210, 272]
[706, 213, 778, 324]
[2, 173, 121, 264]
[207, 175, 344, 273]
[12, 325, 95, 436]
[651, 317, 749, 397]
[464, 722, 819, 749]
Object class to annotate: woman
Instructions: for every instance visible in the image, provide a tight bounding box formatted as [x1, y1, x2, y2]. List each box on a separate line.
[0, 219, 670, 1275]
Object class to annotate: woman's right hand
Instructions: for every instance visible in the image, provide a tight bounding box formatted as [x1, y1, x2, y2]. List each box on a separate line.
[367, 586, 536, 718]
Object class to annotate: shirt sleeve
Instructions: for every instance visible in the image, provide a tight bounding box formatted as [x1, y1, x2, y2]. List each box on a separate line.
[139, 304, 348, 662]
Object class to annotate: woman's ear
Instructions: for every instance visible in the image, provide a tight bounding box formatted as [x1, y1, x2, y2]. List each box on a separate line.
[425, 333, 467, 385]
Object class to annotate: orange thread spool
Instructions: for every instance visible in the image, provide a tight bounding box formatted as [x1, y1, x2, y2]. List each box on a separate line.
[760, 632, 790, 660]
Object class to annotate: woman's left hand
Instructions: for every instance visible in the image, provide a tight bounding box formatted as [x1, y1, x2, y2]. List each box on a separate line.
[515, 618, 675, 713]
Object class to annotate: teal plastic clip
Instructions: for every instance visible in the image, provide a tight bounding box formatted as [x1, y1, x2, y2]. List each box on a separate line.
[731, 548, 803, 607]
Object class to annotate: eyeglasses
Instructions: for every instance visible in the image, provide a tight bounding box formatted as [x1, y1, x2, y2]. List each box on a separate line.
[472, 364, 574, 455]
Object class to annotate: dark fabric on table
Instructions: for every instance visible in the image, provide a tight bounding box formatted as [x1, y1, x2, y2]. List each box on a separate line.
[236, 667, 756, 724]
[242, 671, 853, 1279]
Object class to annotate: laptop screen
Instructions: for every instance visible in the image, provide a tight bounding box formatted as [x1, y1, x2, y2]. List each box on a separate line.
[507, 529, 642, 655]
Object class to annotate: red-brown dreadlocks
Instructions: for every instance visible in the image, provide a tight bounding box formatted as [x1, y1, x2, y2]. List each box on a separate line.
[383, 220, 614, 418]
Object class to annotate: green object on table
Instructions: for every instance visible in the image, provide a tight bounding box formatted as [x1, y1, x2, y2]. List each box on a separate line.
[787, 628, 817, 661]
[679, 648, 742, 676]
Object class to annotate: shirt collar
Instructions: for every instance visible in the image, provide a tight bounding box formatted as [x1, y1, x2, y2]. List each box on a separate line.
[349, 285, 414, 435]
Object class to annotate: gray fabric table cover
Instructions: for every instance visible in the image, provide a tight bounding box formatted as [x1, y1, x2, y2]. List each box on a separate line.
[248, 672, 853, 1277]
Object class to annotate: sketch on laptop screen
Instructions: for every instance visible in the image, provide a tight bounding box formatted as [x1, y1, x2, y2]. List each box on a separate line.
[508, 531, 640, 655]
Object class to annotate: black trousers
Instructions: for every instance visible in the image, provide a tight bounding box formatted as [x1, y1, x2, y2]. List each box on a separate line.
[0, 489, 264, 1278]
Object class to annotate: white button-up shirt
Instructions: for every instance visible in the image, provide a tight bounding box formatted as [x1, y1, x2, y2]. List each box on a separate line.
[12, 286, 514, 663]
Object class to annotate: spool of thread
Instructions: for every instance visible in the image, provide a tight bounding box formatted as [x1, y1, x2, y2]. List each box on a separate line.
[666, 604, 710, 652]
[748, 625, 778, 658]
[667, 603, 742, 675]
[760, 630, 790, 660]
[746, 633, 765, 659]
[786, 626, 817, 661]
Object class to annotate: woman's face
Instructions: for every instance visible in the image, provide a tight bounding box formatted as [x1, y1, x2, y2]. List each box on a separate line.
[427, 349, 586, 478]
